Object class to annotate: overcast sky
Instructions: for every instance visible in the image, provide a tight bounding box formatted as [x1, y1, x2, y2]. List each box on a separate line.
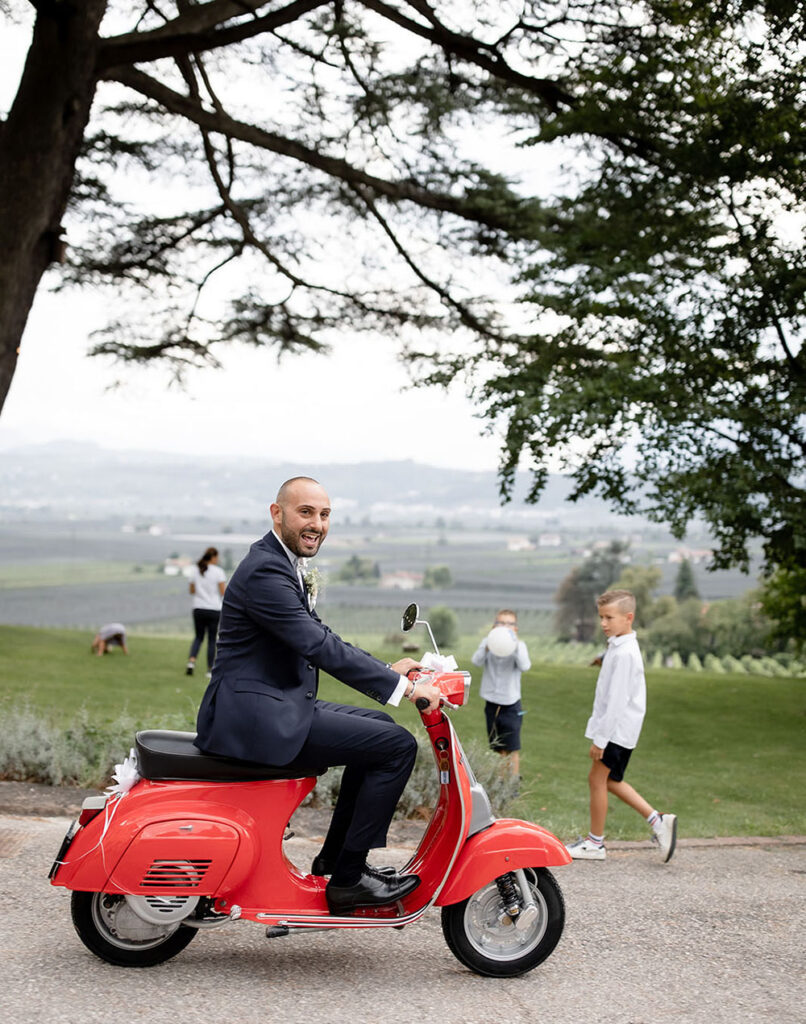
[1, 286, 506, 469]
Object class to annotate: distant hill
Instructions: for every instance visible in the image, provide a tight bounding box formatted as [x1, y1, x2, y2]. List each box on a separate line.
[0, 440, 640, 527]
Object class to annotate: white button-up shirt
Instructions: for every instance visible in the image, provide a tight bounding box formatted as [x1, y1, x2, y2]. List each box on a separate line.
[272, 529, 408, 706]
[585, 631, 646, 750]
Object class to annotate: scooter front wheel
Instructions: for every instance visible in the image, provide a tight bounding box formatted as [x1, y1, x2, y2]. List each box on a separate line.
[441, 867, 565, 977]
[71, 891, 198, 967]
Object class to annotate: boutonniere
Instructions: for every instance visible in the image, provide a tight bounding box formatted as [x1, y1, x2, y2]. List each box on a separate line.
[300, 563, 323, 608]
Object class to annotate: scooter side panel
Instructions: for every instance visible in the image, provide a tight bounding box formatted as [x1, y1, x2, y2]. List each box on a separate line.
[435, 818, 572, 907]
[50, 776, 315, 899]
[106, 820, 240, 896]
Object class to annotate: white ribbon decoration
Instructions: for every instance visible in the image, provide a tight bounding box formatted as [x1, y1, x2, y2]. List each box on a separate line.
[105, 747, 141, 796]
[419, 651, 458, 672]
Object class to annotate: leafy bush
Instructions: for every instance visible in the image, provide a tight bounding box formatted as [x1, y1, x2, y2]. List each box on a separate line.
[0, 706, 137, 787]
[423, 565, 452, 589]
[0, 708, 519, 819]
[394, 737, 517, 818]
[426, 605, 459, 648]
[687, 653, 703, 672]
[290, 736, 519, 819]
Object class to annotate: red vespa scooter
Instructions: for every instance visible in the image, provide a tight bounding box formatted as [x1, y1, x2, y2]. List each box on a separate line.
[50, 604, 571, 977]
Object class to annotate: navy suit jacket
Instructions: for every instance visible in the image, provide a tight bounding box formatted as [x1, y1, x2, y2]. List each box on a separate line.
[195, 530, 400, 764]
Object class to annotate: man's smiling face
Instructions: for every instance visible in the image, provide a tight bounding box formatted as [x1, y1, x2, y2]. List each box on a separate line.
[271, 479, 331, 559]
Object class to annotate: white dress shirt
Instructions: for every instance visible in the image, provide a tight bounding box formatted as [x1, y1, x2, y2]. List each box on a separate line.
[585, 631, 646, 750]
[272, 530, 408, 706]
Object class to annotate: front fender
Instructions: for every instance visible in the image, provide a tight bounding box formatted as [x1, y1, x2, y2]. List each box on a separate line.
[435, 818, 571, 907]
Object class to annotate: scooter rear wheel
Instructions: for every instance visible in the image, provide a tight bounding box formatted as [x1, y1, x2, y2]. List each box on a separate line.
[71, 891, 198, 967]
[441, 867, 565, 977]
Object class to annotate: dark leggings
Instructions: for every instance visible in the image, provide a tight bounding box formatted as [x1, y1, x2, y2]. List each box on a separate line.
[189, 608, 220, 669]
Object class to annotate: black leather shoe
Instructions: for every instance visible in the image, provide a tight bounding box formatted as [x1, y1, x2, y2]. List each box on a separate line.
[311, 854, 397, 878]
[326, 869, 420, 914]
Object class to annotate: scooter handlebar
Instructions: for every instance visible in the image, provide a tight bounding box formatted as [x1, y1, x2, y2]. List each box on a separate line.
[407, 669, 468, 710]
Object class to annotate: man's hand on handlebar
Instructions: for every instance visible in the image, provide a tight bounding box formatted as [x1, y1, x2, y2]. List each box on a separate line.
[390, 659, 441, 711]
[407, 678, 441, 711]
[390, 657, 422, 677]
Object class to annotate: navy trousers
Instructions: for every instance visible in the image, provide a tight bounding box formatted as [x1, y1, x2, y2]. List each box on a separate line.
[283, 699, 417, 852]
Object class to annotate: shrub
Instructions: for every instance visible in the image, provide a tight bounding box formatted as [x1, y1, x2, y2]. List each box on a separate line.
[305, 736, 518, 818]
[426, 605, 459, 648]
[0, 709, 519, 820]
[687, 653, 703, 672]
[0, 706, 137, 788]
[423, 565, 452, 589]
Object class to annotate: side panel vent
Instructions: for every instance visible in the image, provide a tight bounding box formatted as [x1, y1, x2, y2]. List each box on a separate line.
[140, 859, 212, 889]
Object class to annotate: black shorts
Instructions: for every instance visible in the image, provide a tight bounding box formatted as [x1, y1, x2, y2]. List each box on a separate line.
[485, 700, 523, 753]
[601, 741, 633, 782]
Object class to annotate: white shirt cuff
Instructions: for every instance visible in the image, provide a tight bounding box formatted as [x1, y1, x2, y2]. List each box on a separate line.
[387, 675, 410, 707]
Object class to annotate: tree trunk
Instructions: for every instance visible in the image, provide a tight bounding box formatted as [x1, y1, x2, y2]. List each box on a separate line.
[0, 1, 107, 414]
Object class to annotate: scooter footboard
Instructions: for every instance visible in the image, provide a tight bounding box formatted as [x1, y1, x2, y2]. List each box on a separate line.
[435, 818, 571, 907]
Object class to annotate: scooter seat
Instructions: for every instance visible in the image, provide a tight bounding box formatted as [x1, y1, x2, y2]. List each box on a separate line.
[135, 730, 327, 782]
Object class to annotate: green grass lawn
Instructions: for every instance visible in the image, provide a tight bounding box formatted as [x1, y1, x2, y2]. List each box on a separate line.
[1, 625, 803, 840]
[0, 561, 163, 589]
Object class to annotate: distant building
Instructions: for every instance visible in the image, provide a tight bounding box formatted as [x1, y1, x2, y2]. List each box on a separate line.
[507, 536, 535, 552]
[668, 547, 712, 565]
[163, 557, 194, 577]
[380, 570, 423, 590]
[538, 532, 562, 548]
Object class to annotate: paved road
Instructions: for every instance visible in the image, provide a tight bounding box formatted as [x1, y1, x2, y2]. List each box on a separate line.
[1, 814, 803, 1024]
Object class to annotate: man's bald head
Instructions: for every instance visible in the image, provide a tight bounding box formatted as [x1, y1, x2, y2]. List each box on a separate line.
[271, 477, 331, 558]
[276, 476, 321, 506]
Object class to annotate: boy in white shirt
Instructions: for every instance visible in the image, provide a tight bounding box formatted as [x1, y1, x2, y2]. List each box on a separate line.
[566, 590, 677, 862]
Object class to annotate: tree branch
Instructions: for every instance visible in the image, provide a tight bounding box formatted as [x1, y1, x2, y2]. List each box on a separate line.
[359, 0, 573, 111]
[350, 181, 507, 342]
[97, 0, 330, 69]
[100, 65, 531, 232]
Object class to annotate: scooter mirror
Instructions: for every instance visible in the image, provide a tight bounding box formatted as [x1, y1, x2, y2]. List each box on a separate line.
[401, 603, 419, 632]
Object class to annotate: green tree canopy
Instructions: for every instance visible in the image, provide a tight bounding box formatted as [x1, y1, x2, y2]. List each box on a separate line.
[427, 605, 459, 649]
[554, 539, 629, 642]
[759, 565, 806, 653]
[423, 565, 452, 589]
[335, 553, 379, 584]
[416, 1, 806, 580]
[0, 0, 575, 414]
[674, 559, 700, 603]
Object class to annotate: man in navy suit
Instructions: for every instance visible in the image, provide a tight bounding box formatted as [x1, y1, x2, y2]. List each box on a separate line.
[196, 476, 440, 913]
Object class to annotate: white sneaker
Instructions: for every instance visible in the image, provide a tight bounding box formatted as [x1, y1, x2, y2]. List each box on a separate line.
[566, 837, 606, 860]
[653, 813, 678, 862]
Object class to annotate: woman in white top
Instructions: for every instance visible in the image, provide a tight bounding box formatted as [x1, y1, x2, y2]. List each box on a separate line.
[186, 547, 227, 677]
